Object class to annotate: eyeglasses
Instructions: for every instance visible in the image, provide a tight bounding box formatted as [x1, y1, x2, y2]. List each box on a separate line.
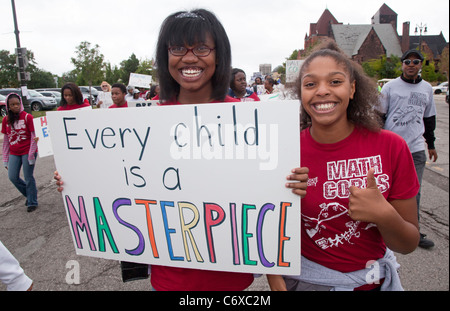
[403, 59, 421, 65]
[168, 46, 215, 57]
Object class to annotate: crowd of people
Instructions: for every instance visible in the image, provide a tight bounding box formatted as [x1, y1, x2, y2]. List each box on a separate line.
[1, 7, 438, 291]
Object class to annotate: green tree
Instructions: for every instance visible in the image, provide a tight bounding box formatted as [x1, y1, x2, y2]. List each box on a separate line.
[421, 60, 438, 82]
[136, 58, 154, 77]
[0, 49, 40, 88]
[105, 62, 122, 84]
[60, 70, 78, 86]
[0, 50, 18, 88]
[71, 41, 105, 87]
[362, 55, 402, 79]
[120, 53, 140, 85]
[27, 69, 56, 89]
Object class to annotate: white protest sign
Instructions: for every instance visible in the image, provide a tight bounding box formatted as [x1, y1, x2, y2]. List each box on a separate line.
[33, 116, 53, 158]
[46, 101, 301, 275]
[33, 106, 92, 158]
[127, 100, 159, 108]
[286, 60, 304, 83]
[128, 73, 152, 88]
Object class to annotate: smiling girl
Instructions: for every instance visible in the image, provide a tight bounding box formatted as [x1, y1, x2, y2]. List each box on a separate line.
[54, 8, 308, 291]
[268, 42, 420, 291]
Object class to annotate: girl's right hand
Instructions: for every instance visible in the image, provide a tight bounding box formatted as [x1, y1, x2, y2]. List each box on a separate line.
[286, 167, 309, 198]
[54, 170, 64, 192]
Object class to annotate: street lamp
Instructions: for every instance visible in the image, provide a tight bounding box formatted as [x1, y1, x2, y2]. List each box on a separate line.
[414, 22, 428, 53]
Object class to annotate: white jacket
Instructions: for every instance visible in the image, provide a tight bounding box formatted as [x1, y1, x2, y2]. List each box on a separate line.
[0, 240, 33, 291]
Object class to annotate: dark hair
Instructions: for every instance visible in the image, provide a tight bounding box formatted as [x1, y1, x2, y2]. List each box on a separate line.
[6, 93, 21, 127]
[147, 84, 159, 99]
[265, 77, 278, 86]
[111, 83, 127, 94]
[296, 41, 382, 131]
[60, 83, 83, 106]
[230, 68, 245, 90]
[155, 9, 231, 102]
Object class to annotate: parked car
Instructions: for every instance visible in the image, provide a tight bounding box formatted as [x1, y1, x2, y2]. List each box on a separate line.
[432, 82, 448, 94]
[0, 88, 57, 111]
[80, 86, 99, 105]
[39, 90, 62, 106]
[377, 78, 393, 89]
[0, 94, 7, 117]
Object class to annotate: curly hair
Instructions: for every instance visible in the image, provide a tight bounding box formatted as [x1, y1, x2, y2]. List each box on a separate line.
[296, 41, 382, 132]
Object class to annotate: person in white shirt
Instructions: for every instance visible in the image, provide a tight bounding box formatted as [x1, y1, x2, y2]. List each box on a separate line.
[0, 240, 33, 291]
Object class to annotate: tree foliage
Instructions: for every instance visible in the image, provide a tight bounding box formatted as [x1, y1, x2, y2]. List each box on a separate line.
[71, 41, 105, 86]
[120, 53, 140, 85]
[362, 55, 402, 79]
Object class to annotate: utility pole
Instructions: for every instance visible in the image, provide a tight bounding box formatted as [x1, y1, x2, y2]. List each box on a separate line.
[11, 0, 31, 112]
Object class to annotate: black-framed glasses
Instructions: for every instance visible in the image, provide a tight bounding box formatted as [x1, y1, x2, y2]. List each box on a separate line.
[168, 46, 215, 57]
[403, 59, 421, 65]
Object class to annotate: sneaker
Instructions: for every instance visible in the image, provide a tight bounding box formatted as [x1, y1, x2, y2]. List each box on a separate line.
[419, 233, 435, 249]
[27, 206, 37, 213]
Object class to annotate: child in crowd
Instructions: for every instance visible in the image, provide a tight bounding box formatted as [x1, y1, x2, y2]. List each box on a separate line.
[2, 93, 38, 212]
[228, 68, 260, 101]
[267, 42, 420, 291]
[109, 83, 128, 108]
[58, 82, 91, 111]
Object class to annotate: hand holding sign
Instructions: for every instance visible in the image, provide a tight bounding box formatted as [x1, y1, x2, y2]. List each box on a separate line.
[348, 167, 393, 223]
[286, 167, 309, 198]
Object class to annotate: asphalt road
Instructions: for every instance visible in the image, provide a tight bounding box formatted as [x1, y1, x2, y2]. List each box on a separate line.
[0, 95, 448, 291]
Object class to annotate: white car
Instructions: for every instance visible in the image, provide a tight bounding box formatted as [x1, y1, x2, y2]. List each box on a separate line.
[432, 82, 448, 94]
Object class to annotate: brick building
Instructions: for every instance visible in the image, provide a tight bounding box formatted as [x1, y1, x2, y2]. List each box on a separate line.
[299, 3, 448, 67]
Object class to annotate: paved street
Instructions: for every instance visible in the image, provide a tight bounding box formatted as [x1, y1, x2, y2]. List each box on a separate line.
[0, 95, 448, 291]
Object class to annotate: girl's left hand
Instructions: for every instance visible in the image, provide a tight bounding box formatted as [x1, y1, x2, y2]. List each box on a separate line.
[286, 167, 309, 198]
[348, 167, 393, 223]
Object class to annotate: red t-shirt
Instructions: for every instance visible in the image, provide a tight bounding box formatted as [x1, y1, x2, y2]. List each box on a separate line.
[151, 95, 253, 291]
[109, 102, 128, 108]
[57, 102, 91, 111]
[1, 111, 35, 156]
[300, 126, 419, 273]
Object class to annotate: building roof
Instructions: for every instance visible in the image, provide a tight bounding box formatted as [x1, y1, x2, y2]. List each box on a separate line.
[331, 24, 402, 58]
[401, 33, 448, 58]
[372, 3, 397, 21]
[309, 9, 341, 36]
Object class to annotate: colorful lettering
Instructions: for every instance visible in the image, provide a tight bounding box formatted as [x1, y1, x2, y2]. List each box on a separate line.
[93, 197, 119, 253]
[257, 203, 275, 267]
[229, 203, 240, 265]
[242, 204, 257, 266]
[113, 198, 145, 256]
[204, 203, 226, 263]
[278, 202, 291, 267]
[160, 201, 183, 261]
[178, 202, 203, 262]
[65, 195, 96, 251]
[135, 199, 159, 258]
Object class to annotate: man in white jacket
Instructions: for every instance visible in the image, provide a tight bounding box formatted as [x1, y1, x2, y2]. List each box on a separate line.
[0, 240, 33, 291]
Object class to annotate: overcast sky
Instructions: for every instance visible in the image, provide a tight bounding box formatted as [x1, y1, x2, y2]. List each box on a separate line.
[1, 0, 449, 82]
